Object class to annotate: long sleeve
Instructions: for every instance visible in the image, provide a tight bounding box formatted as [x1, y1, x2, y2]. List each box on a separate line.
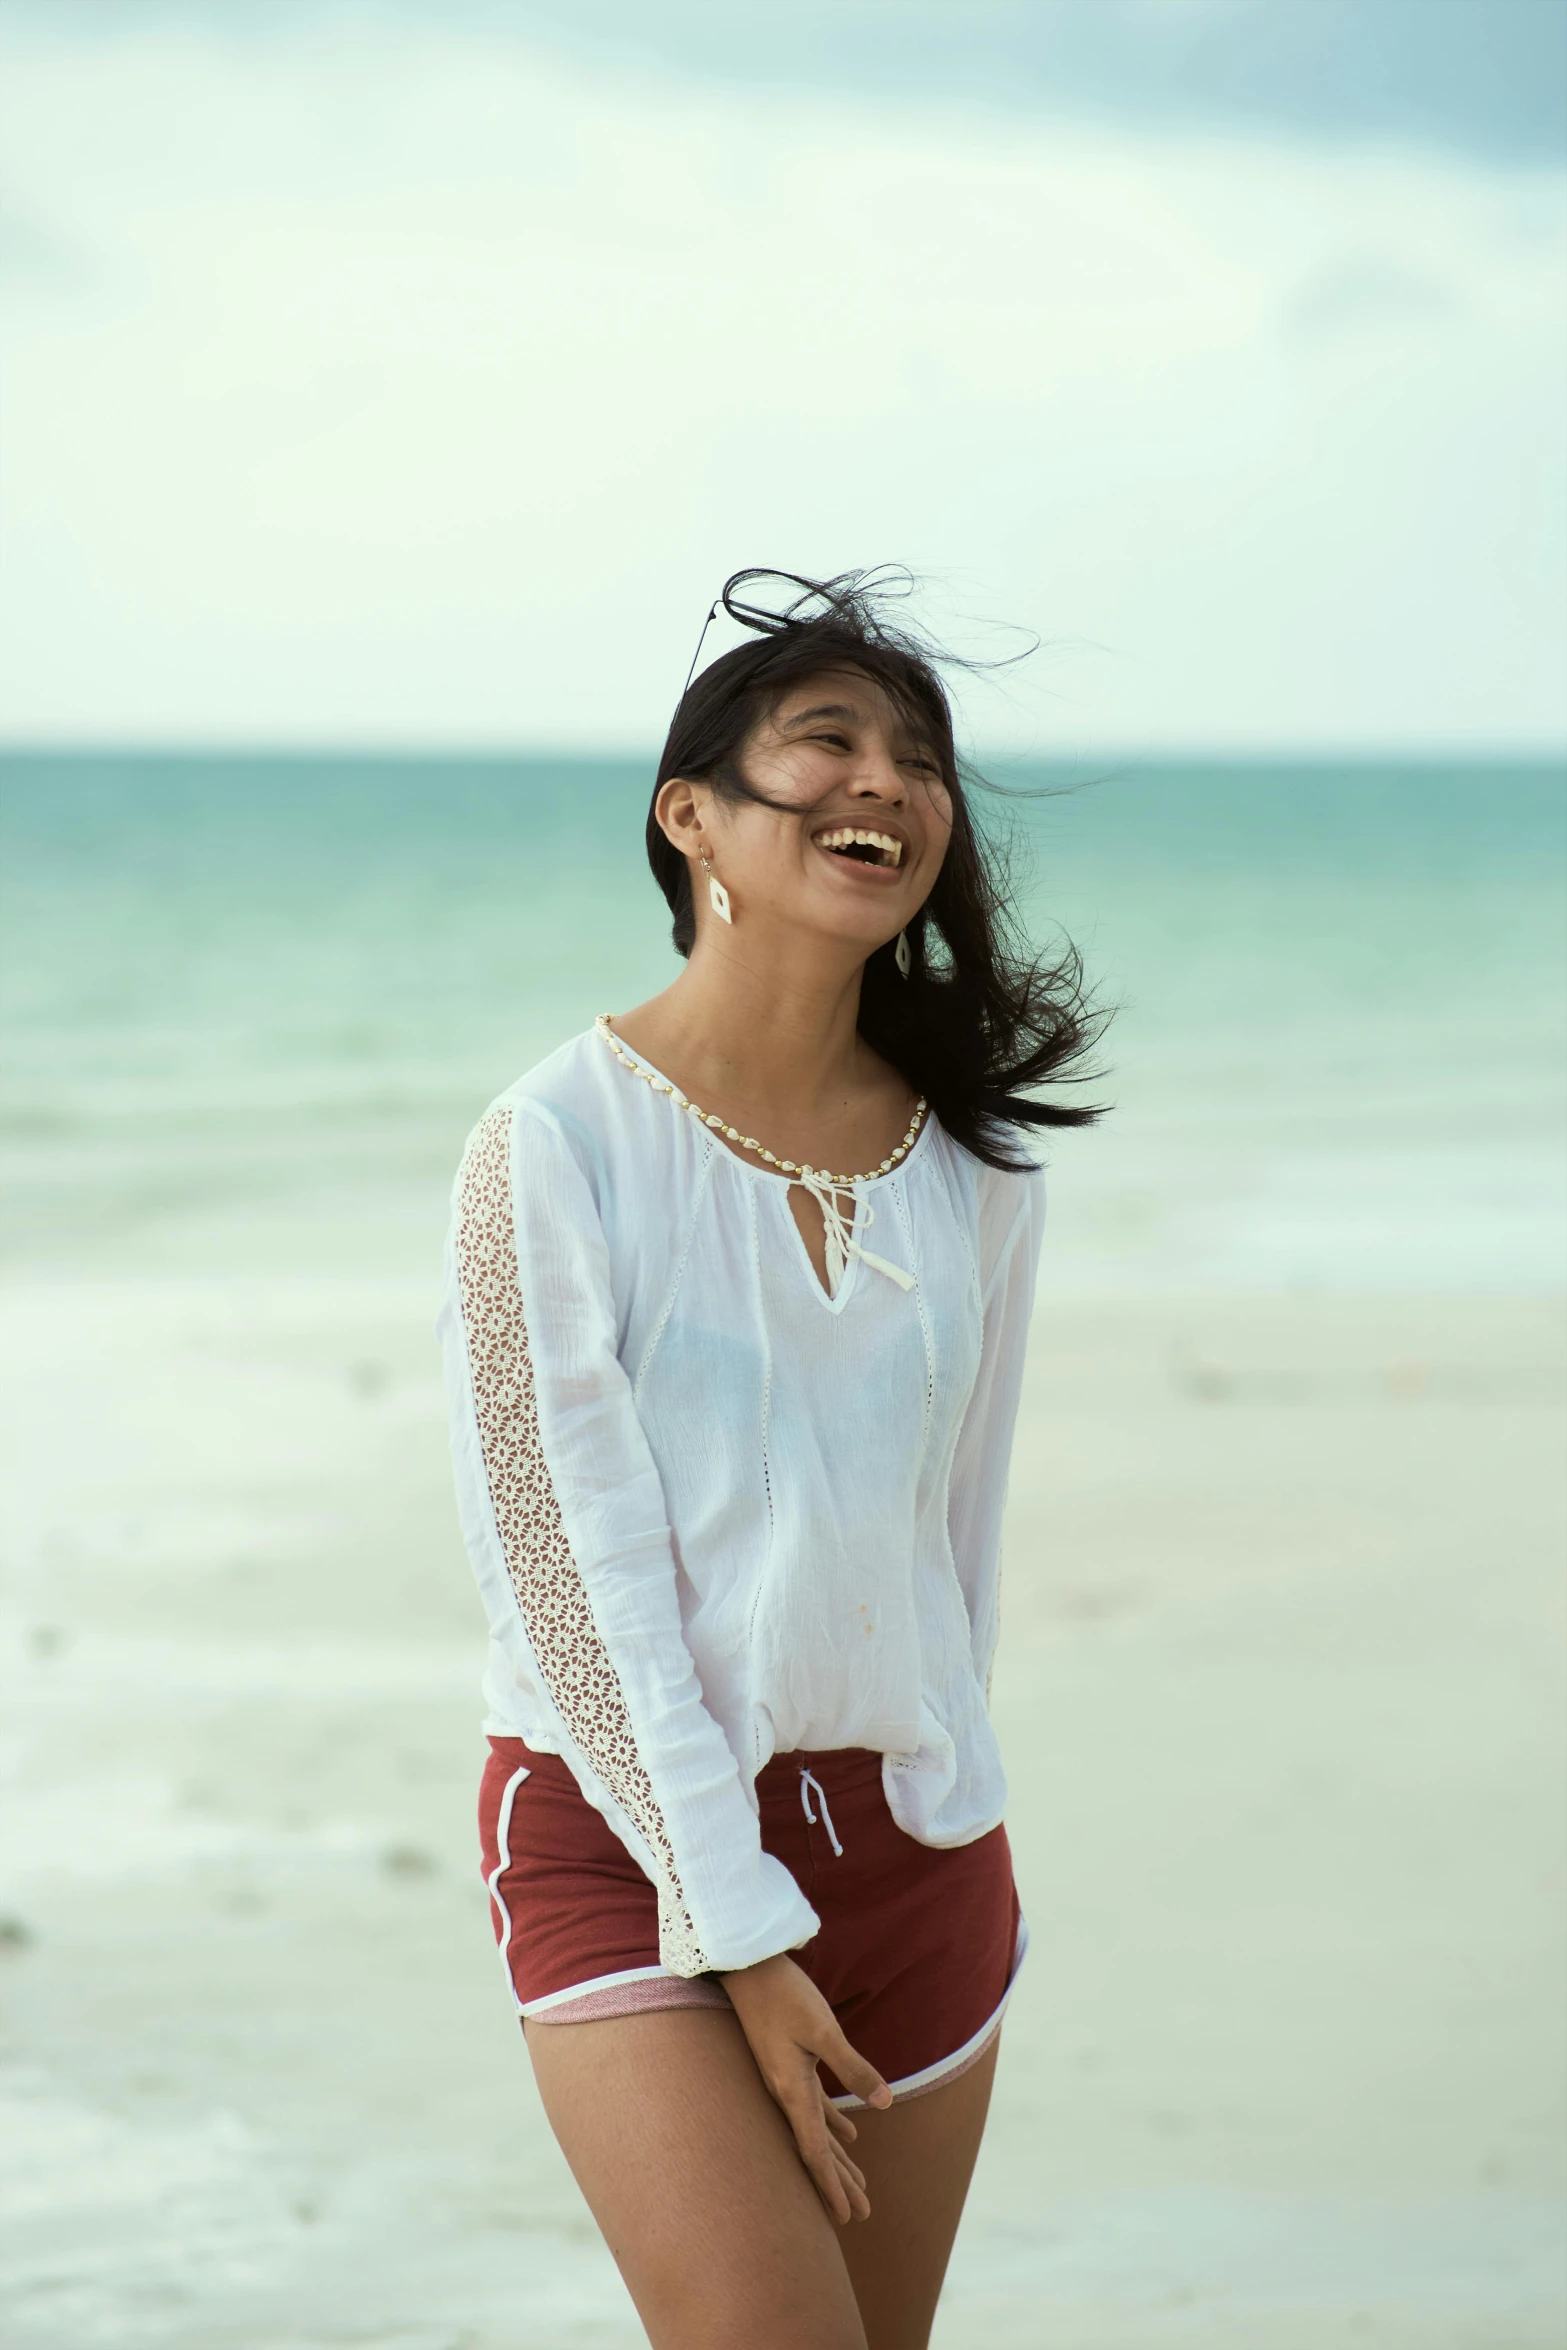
[947, 1162, 1047, 1692]
[440, 1095, 821, 1977]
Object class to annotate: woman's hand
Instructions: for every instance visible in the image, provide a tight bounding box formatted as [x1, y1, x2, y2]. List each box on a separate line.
[718, 1952, 892, 2224]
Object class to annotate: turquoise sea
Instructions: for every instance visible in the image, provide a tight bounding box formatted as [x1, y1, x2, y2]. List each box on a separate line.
[2, 752, 1563, 1291]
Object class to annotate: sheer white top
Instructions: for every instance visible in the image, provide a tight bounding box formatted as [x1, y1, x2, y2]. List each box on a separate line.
[437, 1023, 1046, 1977]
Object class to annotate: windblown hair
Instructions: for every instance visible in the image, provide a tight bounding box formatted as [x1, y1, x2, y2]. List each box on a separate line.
[646, 569, 1111, 1171]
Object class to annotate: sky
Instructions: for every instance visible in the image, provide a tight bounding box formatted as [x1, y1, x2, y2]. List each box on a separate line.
[0, 0, 1563, 753]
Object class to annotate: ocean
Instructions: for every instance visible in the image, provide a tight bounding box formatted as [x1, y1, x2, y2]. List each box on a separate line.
[2, 751, 1564, 1292]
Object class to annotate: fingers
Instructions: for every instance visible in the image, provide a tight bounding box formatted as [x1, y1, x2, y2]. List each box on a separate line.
[780, 2077, 870, 2227]
[829, 2141, 870, 2225]
[802, 2128, 851, 2223]
[815, 2129, 869, 2225]
[824, 2100, 858, 2147]
[825, 2121, 866, 2197]
[819, 2021, 892, 2112]
[818, 2090, 871, 2224]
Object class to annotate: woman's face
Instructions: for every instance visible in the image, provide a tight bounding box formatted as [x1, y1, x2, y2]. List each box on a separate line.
[667, 667, 955, 960]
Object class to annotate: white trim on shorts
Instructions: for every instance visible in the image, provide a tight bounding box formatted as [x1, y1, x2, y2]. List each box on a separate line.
[485, 1764, 531, 2011]
[521, 1964, 682, 2018]
[829, 1914, 1031, 2110]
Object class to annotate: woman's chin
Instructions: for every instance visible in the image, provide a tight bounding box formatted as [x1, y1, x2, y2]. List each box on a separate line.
[794, 917, 905, 964]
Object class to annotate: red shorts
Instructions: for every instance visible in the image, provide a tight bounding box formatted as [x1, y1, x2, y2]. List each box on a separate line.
[477, 1737, 1025, 2106]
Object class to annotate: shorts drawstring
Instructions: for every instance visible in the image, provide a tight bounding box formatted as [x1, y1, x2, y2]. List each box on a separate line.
[799, 1766, 844, 1857]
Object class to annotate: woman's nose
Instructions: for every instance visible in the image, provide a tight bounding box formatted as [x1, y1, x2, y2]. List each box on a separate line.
[847, 751, 906, 803]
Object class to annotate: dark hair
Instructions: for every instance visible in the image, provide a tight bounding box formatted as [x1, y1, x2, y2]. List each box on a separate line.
[646, 570, 1111, 1171]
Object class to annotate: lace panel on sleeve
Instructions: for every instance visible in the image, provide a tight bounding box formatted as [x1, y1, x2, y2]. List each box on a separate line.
[455, 1102, 709, 1977]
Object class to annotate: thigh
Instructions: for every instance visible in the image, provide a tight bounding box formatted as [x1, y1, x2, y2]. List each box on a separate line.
[525, 2005, 868, 2350]
[835, 2034, 999, 2350]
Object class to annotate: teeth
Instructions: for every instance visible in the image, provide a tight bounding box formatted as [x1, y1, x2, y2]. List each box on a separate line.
[813, 827, 903, 867]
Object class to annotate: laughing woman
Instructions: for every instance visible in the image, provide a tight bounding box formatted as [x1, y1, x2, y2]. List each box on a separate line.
[439, 573, 1106, 2350]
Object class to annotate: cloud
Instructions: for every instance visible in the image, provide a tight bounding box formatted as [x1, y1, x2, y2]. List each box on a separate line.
[0, 191, 87, 284]
[0, 18, 1561, 750]
[11, 0, 1566, 165]
[513, 0, 1567, 167]
[1284, 257, 1457, 341]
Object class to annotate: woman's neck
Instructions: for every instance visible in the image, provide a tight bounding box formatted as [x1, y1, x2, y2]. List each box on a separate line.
[616, 930, 877, 1126]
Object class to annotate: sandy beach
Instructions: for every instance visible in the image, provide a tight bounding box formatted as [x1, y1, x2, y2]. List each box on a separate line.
[2, 1273, 1561, 2348]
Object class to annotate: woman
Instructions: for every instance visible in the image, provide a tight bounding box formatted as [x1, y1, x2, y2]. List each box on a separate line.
[439, 573, 1105, 2349]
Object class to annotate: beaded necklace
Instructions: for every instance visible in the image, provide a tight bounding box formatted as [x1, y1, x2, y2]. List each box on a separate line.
[595, 1014, 924, 1295]
[595, 1015, 926, 1186]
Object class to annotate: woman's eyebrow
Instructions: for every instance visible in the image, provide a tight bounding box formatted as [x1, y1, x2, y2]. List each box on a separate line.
[780, 702, 862, 728]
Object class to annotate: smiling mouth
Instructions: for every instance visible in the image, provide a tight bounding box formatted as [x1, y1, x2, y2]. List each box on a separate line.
[812, 826, 904, 869]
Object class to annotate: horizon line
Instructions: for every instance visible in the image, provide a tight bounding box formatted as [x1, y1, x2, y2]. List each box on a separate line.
[3, 738, 1564, 768]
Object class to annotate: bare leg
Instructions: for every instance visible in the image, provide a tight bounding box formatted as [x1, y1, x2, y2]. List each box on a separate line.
[836, 2035, 1000, 2350]
[526, 2006, 868, 2350]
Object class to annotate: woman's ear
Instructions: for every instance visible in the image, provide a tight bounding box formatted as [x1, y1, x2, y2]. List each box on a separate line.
[654, 776, 709, 859]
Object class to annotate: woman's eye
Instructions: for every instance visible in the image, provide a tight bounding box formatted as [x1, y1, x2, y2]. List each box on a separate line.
[812, 734, 852, 751]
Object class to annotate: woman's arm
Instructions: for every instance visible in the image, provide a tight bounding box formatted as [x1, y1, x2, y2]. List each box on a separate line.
[948, 1162, 1048, 1688]
[441, 1094, 819, 1977]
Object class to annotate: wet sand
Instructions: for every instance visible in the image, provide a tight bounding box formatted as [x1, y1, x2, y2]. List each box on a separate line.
[2, 1279, 1563, 2347]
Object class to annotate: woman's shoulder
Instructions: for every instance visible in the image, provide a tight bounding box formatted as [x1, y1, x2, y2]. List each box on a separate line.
[457, 1022, 659, 1177]
[512, 1023, 610, 1115]
[926, 1121, 1046, 1203]
[921, 1125, 1046, 1276]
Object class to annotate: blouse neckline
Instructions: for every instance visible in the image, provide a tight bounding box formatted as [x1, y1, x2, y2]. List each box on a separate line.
[597, 1020, 937, 1191]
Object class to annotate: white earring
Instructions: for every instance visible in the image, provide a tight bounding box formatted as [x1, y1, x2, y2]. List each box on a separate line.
[894, 929, 912, 978]
[701, 849, 732, 925]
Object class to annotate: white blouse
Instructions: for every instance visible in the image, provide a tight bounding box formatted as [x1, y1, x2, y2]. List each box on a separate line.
[437, 1021, 1046, 1979]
